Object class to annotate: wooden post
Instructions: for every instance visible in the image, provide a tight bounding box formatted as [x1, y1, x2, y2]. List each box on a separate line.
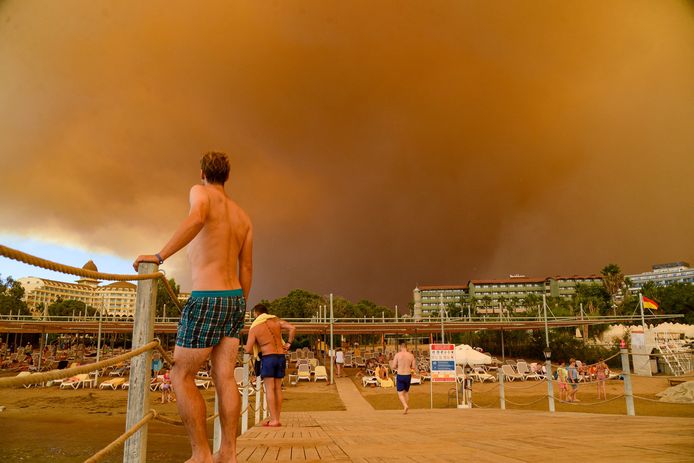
[254, 376, 262, 424]
[241, 353, 250, 434]
[213, 392, 221, 453]
[123, 263, 157, 463]
[620, 348, 635, 416]
[499, 368, 506, 410]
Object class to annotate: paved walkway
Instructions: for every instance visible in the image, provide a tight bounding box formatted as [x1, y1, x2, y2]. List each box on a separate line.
[236, 379, 694, 462]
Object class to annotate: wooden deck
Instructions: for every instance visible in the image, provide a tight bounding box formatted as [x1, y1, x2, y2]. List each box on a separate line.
[236, 378, 694, 462]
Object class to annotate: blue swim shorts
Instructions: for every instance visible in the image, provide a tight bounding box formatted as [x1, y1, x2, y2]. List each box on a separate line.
[260, 354, 286, 379]
[396, 374, 412, 392]
[176, 289, 246, 349]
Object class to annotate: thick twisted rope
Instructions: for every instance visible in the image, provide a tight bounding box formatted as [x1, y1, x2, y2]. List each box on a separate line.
[0, 244, 160, 281]
[83, 409, 157, 463]
[504, 396, 552, 407]
[553, 394, 626, 406]
[154, 413, 220, 426]
[633, 394, 694, 404]
[0, 244, 183, 311]
[0, 340, 160, 388]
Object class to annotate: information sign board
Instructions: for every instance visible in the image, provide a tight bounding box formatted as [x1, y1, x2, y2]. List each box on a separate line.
[429, 343, 456, 382]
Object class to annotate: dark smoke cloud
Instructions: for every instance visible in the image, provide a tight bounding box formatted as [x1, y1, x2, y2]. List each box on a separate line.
[1, 1, 692, 308]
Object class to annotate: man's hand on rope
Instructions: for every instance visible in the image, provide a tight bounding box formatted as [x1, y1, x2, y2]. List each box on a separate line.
[133, 254, 161, 271]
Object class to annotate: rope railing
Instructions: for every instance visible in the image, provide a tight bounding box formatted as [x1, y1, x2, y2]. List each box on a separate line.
[0, 340, 160, 388]
[84, 409, 157, 463]
[553, 394, 626, 406]
[0, 244, 182, 311]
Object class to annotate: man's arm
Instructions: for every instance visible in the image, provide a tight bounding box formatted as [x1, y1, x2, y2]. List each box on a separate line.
[279, 319, 296, 351]
[410, 355, 417, 373]
[238, 221, 253, 300]
[389, 353, 398, 370]
[244, 328, 256, 355]
[133, 186, 209, 270]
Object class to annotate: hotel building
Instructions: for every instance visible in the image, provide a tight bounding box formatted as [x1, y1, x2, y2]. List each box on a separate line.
[19, 260, 137, 317]
[627, 262, 694, 291]
[413, 274, 603, 318]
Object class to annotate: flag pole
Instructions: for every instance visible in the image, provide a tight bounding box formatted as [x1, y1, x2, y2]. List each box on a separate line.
[639, 292, 646, 333]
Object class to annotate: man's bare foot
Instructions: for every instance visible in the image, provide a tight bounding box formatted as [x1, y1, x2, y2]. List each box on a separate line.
[262, 420, 282, 427]
[184, 455, 213, 463]
[212, 450, 237, 463]
[403, 406, 409, 415]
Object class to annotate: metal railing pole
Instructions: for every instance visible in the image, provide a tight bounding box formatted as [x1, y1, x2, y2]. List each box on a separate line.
[241, 353, 250, 433]
[499, 369, 506, 410]
[123, 263, 157, 463]
[620, 348, 635, 416]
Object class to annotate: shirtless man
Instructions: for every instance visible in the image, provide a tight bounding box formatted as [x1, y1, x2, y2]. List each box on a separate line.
[390, 342, 416, 414]
[244, 304, 296, 427]
[134, 151, 252, 463]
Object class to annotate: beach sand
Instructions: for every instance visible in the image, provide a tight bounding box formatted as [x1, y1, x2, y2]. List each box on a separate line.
[0, 380, 344, 462]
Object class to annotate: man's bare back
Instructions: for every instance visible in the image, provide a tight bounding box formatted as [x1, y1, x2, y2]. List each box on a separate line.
[251, 318, 286, 356]
[187, 184, 252, 292]
[391, 350, 416, 375]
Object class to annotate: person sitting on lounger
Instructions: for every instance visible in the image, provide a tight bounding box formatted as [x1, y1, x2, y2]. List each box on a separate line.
[374, 365, 394, 388]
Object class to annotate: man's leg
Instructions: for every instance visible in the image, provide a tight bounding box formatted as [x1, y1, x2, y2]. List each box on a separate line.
[172, 346, 213, 463]
[397, 391, 408, 412]
[210, 337, 240, 463]
[263, 377, 281, 426]
[274, 377, 283, 424]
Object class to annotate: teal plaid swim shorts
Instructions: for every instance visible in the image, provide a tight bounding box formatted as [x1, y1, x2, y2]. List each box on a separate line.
[176, 289, 246, 348]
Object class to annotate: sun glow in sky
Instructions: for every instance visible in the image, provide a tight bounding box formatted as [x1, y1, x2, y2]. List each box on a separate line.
[0, 235, 135, 284]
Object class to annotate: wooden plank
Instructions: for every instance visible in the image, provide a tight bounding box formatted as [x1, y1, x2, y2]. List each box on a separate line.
[304, 446, 319, 461]
[248, 445, 269, 462]
[236, 446, 255, 460]
[277, 446, 292, 461]
[315, 444, 333, 460]
[291, 446, 306, 460]
[261, 447, 280, 461]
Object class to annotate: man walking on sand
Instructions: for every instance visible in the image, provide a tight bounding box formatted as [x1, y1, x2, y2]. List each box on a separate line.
[244, 304, 296, 427]
[134, 151, 252, 463]
[390, 342, 416, 414]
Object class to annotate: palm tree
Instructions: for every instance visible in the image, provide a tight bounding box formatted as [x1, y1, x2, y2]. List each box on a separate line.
[601, 264, 625, 315]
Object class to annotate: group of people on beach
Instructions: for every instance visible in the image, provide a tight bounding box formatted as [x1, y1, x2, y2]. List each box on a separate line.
[556, 358, 610, 402]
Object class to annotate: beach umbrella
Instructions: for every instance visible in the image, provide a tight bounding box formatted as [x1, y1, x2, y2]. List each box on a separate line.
[454, 344, 492, 366]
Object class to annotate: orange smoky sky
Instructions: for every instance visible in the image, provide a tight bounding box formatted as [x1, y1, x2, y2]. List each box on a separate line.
[0, 1, 692, 308]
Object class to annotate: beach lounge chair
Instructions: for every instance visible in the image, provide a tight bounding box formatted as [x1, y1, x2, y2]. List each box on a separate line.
[122, 381, 129, 390]
[289, 351, 298, 364]
[343, 354, 353, 368]
[455, 365, 466, 383]
[471, 366, 497, 383]
[307, 351, 315, 359]
[355, 356, 366, 368]
[362, 375, 378, 387]
[501, 364, 525, 382]
[314, 366, 328, 382]
[308, 358, 319, 371]
[516, 361, 542, 380]
[375, 366, 394, 388]
[60, 373, 91, 389]
[195, 378, 211, 389]
[109, 365, 128, 377]
[99, 377, 126, 390]
[297, 364, 311, 381]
